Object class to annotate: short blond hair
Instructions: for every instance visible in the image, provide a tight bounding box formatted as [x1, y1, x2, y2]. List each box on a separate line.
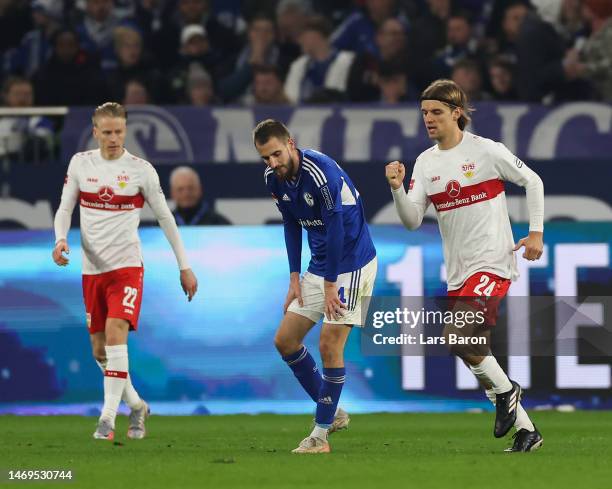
[92, 102, 127, 126]
[421, 79, 474, 130]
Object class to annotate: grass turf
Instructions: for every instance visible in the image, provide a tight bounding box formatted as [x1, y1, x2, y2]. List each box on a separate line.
[1, 412, 611, 489]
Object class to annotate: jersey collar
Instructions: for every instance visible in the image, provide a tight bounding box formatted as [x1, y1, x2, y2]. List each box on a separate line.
[286, 149, 303, 188]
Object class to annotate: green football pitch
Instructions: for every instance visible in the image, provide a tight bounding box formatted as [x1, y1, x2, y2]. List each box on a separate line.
[1, 412, 611, 489]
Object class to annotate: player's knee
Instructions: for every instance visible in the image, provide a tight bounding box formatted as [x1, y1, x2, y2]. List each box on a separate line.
[443, 327, 466, 358]
[318, 339, 341, 365]
[273, 333, 298, 357]
[91, 344, 106, 363]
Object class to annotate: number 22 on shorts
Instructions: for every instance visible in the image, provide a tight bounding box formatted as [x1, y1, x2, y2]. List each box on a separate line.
[122, 286, 138, 309]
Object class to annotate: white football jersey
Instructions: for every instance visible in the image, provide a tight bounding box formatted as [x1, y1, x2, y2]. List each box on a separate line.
[406, 132, 543, 290]
[57, 149, 177, 274]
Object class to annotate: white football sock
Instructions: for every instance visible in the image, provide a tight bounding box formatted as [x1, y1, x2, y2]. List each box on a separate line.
[100, 344, 129, 426]
[122, 376, 143, 410]
[469, 356, 512, 394]
[311, 425, 329, 440]
[96, 357, 142, 409]
[514, 403, 535, 431]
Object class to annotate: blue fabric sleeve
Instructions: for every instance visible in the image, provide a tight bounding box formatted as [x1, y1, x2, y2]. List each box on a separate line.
[323, 212, 344, 282]
[317, 169, 344, 282]
[283, 213, 302, 274]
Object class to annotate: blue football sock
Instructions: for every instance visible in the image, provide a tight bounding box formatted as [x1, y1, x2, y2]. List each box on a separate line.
[315, 367, 346, 427]
[282, 346, 322, 403]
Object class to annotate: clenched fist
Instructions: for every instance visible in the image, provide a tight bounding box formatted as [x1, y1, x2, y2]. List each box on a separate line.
[385, 161, 406, 190]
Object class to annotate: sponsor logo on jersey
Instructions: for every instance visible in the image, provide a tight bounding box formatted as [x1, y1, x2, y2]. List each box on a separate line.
[298, 218, 323, 227]
[98, 186, 115, 202]
[303, 192, 314, 207]
[446, 180, 461, 198]
[87, 177, 98, 183]
[431, 176, 440, 182]
[514, 157, 523, 168]
[80, 191, 145, 211]
[430, 179, 505, 212]
[319, 186, 334, 210]
[282, 193, 291, 202]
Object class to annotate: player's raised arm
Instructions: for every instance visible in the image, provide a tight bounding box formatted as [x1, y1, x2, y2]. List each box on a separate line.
[386, 160, 430, 230]
[53, 158, 79, 266]
[141, 163, 198, 300]
[490, 143, 545, 261]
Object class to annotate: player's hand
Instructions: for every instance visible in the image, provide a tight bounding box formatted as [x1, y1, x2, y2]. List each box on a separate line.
[180, 268, 198, 301]
[324, 280, 347, 322]
[385, 161, 406, 190]
[513, 231, 544, 261]
[52, 239, 70, 266]
[283, 272, 303, 313]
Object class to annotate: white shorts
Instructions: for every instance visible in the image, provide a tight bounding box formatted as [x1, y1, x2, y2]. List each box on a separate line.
[287, 257, 377, 326]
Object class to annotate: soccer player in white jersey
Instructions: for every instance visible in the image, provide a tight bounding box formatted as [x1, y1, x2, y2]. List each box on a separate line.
[386, 79, 545, 452]
[52, 102, 198, 441]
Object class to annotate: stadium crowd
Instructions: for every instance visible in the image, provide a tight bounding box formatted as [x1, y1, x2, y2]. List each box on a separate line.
[0, 0, 610, 108]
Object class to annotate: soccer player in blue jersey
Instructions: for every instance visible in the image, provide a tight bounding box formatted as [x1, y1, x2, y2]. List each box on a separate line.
[254, 119, 377, 454]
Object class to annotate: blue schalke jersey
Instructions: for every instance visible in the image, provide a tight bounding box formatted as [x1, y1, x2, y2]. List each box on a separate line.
[265, 149, 376, 281]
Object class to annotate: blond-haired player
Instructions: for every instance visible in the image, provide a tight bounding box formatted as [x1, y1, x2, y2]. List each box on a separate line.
[386, 79, 544, 452]
[52, 102, 198, 440]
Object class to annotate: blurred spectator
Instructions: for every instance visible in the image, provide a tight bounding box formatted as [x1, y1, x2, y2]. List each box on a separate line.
[217, 14, 280, 103]
[408, 0, 452, 90]
[346, 17, 409, 101]
[185, 69, 217, 105]
[452, 58, 491, 100]
[153, 0, 241, 70]
[432, 11, 485, 79]
[123, 78, 150, 104]
[331, 0, 406, 56]
[488, 55, 517, 100]
[33, 28, 108, 106]
[133, 0, 176, 49]
[0, 76, 53, 161]
[284, 15, 355, 104]
[170, 166, 231, 225]
[106, 26, 165, 102]
[3, 0, 63, 77]
[508, 1, 591, 101]
[497, 1, 530, 61]
[486, 0, 531, 44]
[556, 0, 587, 45]
[276, 0, 311, 73]
[248, 65, 289, 105]
[76, 0, 132, 71]
[377, 62, 415, 104]
[571, 0, 612, 101]
[168, 24, 224, 102]
[0, 0, 32, 53]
